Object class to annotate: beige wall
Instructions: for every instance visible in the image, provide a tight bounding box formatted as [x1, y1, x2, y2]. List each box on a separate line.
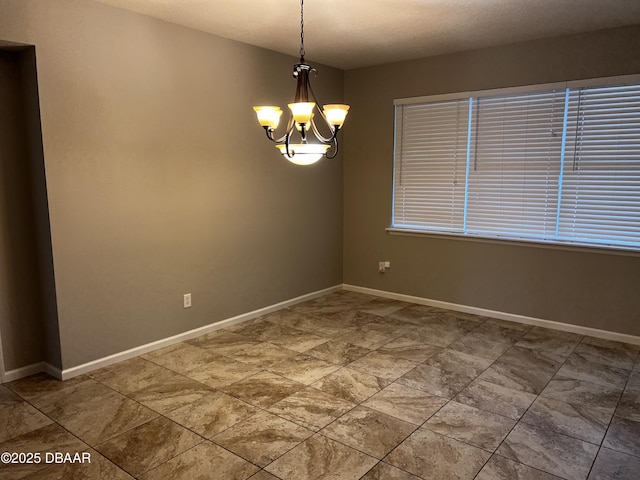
[344, 25, 640, 336]
[0, 0, 344, 369]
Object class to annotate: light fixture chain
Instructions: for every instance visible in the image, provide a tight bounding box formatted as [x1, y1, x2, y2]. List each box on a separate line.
[299, 0, 305, 61]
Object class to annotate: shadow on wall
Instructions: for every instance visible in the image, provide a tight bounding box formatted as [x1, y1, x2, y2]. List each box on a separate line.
[0, 46, 60, 375]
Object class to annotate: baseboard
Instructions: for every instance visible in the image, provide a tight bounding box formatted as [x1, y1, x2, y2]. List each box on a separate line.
[3, 361, 61, 383]
[343, 284, 640, 346]
[58, 284, 342, 381]
[11, 282, 636, 383]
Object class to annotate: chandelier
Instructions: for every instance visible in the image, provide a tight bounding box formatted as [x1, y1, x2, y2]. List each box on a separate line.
[252, 0, 350, 165]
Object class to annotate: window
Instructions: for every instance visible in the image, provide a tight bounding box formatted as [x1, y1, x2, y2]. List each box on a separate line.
[393, 99, 469, 232]
[391, 76, 640, 251]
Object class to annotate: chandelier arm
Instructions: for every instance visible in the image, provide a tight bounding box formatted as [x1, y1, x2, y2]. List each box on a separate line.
[305, 76, 341, 143]
[285, 130, 294, 158]
[326, 137, 340, 159]
[310, 118, 337, 144]
[263, 116, 296, 144]
[306, 75, 328, 123]
[263, 127, 276, 142]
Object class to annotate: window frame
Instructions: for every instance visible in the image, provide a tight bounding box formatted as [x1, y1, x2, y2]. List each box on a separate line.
[389, 74, 640, 255]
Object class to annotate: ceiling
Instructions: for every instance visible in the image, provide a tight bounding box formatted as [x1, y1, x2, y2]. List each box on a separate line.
[94, 0, 640, 70]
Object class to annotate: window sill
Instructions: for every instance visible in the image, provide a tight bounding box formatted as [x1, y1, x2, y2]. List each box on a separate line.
[386, 227, 640, 258]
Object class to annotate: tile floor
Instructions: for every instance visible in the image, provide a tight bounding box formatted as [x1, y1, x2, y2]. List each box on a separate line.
[1, 290, 640, 479]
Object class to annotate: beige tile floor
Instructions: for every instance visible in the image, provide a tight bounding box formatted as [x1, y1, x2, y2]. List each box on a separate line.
[1, 290, 640, 479]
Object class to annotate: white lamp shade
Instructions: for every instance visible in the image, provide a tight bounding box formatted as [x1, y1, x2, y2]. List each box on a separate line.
[253, 106, 282, 129]
[288, 102, 315, 124]
[276, 143, 330, 165]
[323, 104, 350, 128]
[295, 115, 313, 132]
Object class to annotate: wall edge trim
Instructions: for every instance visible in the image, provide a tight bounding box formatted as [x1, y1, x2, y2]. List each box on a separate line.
[343, 284, 640, 345]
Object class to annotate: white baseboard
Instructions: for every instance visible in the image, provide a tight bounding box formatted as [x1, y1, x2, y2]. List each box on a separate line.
[1, 285, 340, 383]
[9, 282, 636, 383]
[343, 284, 640, 346]
[2, 361, 61, 383]
[59, 284, 342, 381]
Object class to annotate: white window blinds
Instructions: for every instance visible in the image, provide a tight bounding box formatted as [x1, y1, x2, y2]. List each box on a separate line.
[467, 90, 565, 239]
[392, 77, 640, 251]
[393, 99, 470, 232]
[559, 85, 640, 247]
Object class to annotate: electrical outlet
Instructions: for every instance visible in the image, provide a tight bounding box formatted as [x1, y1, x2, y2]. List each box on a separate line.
[183, 293, 192, 308]
[379, 261, 386, 273]
[384, 261, 391, 269]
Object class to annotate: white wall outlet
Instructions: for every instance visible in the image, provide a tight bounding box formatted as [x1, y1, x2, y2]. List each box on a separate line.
[384, 261, 391, 269]
[379, 261, 386, 273]
[183, 293, 192, 308]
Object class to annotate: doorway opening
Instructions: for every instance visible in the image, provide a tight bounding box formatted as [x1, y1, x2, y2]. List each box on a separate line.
[0, 45, 60, 381]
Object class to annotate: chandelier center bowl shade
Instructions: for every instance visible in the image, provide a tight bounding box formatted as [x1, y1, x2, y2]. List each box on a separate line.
[252, 0, 349, 165]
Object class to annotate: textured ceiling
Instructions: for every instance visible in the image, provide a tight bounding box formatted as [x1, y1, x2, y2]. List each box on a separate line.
[94, 0, 640, 70]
